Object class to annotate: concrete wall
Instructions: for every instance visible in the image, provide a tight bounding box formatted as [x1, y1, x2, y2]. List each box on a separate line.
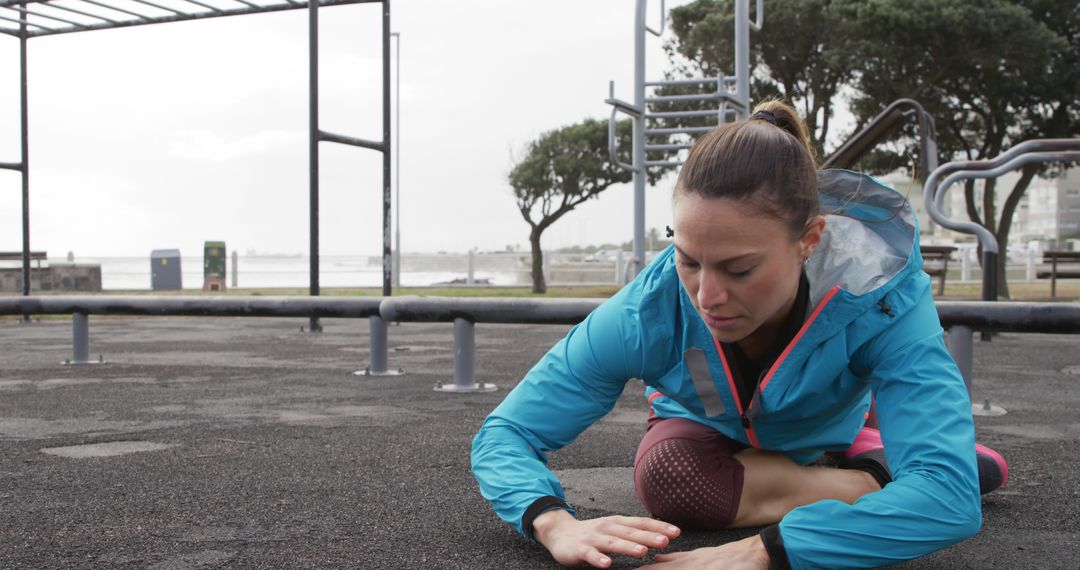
[0, 264, 102, 292]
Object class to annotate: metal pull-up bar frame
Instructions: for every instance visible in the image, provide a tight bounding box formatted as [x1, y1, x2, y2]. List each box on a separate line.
[604, 0, 761, 281]
[2, 0, 393, 335]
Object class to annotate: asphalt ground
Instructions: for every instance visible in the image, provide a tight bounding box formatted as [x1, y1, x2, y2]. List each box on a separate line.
[1, 314, 1078, 569]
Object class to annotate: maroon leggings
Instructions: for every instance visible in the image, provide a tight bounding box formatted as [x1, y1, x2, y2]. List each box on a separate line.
[633, 416, 749, 530]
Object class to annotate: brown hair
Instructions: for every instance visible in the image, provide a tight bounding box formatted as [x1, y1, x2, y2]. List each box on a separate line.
[675, 99, 818, 238]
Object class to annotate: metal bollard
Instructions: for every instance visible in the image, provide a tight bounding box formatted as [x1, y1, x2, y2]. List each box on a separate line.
[354, 316, 402, 376]
[946, 325, 1005, 416]
[64, 312, 102, 365]
[434, 318, 496, 393]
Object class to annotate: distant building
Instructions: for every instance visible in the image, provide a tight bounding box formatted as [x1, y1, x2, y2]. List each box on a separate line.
[875, 167, 1080, 250]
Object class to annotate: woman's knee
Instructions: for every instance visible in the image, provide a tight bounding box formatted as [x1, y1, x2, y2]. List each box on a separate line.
[633, 437, 744, 530]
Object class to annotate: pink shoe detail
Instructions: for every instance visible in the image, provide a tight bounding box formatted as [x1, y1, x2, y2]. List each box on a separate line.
[976, 443, 1008, 489]
[844, 427, 883, 459]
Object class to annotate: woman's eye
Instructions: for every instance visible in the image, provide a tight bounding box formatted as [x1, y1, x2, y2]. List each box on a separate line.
[727, 267, 754, 278]
[678, 259, 700, 270]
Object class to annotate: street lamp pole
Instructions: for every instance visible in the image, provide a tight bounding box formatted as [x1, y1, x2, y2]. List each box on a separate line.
[391, 31, 401, 291]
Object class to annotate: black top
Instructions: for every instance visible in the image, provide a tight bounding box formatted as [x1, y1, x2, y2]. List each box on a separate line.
[721, 271, 810, 411]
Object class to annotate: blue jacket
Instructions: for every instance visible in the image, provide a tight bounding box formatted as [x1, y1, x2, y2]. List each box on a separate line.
[471, 170, 982, 568]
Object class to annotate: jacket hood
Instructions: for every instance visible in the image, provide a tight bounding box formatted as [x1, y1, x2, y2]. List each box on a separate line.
[805, 169, 920, 309]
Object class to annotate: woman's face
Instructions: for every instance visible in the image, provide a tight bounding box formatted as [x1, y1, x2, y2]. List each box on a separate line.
[672, 190, 823, 351]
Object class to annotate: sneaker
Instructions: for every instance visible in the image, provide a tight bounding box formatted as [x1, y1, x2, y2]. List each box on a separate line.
[843, 427, 1008, 495]
[975, 442, 1008, 494]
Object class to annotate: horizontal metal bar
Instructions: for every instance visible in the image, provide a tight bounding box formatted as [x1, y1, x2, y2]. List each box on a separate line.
[176, 0, 225, 14]
[5, 4, 91, 28]
[646, 126, 713, 136]
[645, 143, 693, 152]
[319, 130, 385, 152]
[0, 10, 54, 29]
[937, 301, 1080, 334]
[0, 161, 24, 171]
[646, 92, 725, 104]
[128, 0, 183, 16]
[12, 0, 378, 38]
[646, 110, 721, 120]
[75, 0, 152, 21]
[0, 296, 384, 319]
[33, 1, 117, 24]
[381, 296, 604, 325]
[604, 97, 642, 118]
[646, 160, 684, 168]
[644, 77, 720, 88]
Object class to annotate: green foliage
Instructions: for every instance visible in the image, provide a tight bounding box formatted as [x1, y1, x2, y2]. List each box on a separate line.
[511, 118, 634, 230]
[666, 0, 857, 156]
[843, 0, 1067, 165]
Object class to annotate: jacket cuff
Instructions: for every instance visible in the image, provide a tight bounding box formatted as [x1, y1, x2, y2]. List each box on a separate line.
[759, 524, 792, 570]
[522, 496, 572, 542]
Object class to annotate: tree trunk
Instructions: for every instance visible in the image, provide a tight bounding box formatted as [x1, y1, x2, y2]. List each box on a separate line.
[529, 228, 546, 294]
[993, 164, 1040, 300]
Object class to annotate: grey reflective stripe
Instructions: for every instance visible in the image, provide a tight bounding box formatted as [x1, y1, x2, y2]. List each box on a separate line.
[685, 348, 726, 417]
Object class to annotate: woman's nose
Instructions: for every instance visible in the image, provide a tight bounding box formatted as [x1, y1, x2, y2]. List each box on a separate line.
[697, 271, 728, 309]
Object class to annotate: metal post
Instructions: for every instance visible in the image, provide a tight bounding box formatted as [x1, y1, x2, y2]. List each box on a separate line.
[354, 315, 402, 376]
[392, 31, 401, 292]
[982, 250, 997, 301]
[64, 312, 102, 365]
[20, 9, 31, 318]
[733, 0, 749, 116]
[307, 0, 322, 333]
[1026, 249, 1035, 282]
[434, 318, 496, 392]
[72, 312, 89, 363]
[231, 250, 238, 289]
[961, 249, 972, 282]
[631, 0, 647, 279]
[381, 1, 392, 298]
[616, 249, 624, 284]
[948, 325, 1006, 416]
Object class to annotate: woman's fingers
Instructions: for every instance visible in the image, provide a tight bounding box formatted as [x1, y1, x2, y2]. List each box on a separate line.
[610, 515, 682, 537]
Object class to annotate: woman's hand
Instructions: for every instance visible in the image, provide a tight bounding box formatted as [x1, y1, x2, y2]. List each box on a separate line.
[640, 535, 771, 569]
[531, 509, 681, 568]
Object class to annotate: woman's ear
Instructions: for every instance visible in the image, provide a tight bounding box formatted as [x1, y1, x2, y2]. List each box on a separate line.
[800, 216, 826, 259]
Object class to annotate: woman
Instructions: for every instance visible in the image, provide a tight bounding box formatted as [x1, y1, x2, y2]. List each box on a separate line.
[471, 100, 1007, 569]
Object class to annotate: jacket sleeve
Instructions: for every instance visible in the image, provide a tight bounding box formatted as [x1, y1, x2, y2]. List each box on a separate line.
[777, 285, 983, 568]
[470, 289, 646, 538]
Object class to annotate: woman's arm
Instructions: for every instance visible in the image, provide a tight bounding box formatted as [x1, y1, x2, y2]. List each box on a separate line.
[471, 286, 660, 537]
[773, 286, 982, 568]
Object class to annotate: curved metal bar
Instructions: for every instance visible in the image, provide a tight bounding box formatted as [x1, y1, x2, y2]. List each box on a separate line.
[931, 151, 1080, 254]
[749, 0, 763, 31]
[822, 98, 937, 182]
[644, 0, 665, 37]
[923, 140, 1080, 254]
[607, 105, 639, 173]
[0, 295, 383, 318]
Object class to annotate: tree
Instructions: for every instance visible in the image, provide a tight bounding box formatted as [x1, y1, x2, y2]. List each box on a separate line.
[843, 0, 1071, 298]
[510, 119, 634, 294]
[665, 0, 857, 157]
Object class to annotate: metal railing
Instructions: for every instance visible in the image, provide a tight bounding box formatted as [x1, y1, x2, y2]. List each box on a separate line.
[5, 295, 1079, 416]
[923, 139, 1080, 302]
[822, 98, 938, 183]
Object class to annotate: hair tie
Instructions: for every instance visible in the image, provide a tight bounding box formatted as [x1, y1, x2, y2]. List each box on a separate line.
[750, 110, 777, 125]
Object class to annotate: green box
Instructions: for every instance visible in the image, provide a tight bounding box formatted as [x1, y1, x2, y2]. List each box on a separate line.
[204, 241, 226, 278]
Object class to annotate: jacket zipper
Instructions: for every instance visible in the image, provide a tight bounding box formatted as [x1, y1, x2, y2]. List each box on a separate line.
[716, 284, 843, 448]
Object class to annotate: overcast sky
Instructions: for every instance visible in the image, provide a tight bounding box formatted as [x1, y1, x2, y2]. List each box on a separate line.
[0, 0, 707, 258]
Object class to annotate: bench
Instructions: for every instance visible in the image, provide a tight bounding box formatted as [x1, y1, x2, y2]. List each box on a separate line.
[920, 245, 956, 296]
[0, 251, 47, 268]
[1037, 251, 1080, 297]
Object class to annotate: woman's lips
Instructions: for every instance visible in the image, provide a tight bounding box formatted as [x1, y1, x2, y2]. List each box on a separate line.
[702, 313, 740, 329]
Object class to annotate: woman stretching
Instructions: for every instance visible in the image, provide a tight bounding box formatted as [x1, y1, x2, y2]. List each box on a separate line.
[471, 100, 1007, 569]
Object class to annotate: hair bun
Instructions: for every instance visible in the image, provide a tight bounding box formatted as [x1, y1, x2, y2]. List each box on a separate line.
[749, 100, 814, 161]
